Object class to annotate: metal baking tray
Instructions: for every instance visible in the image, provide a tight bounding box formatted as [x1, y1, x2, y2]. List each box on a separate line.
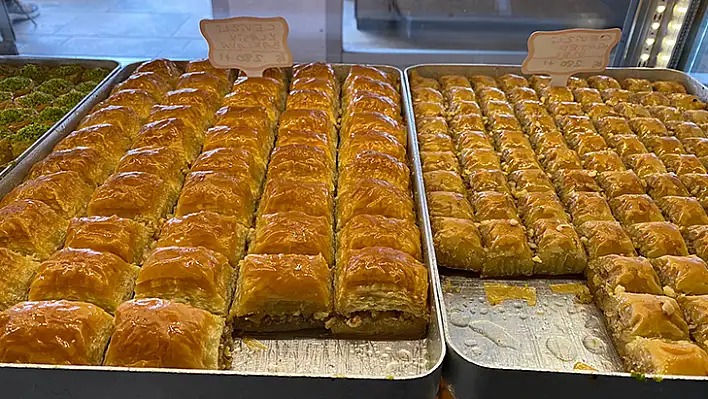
[0, 56, 120, 186]
[404, 64, 708, 399]
[0, 62, 445, 399]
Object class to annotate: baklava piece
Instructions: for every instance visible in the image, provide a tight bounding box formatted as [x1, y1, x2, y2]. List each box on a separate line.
[651, 255, 708, 295]
[420, 151, 460, 174]
[681, 173, 708, 208]
[657, 196, 708, 227]
[104, 298, 227, 369]
[661, 153, 707, 175]
[202, 126, 272, 160]
[66, 216, 150, 264]
[0, 199, 67, 260]
[622, 78, 653, 92]
[567, 192, 616, 226]
[582, 150, 626, 173]
[135, 246, 233, 315]
[0, 248, 41, 310]
[135, 59, 182, 84]
[1, 171, 93, 218]
[497, 73, 528, 91]
[340, 130, 405, 163]
[250, 212, 333, 264]
[610, 194, 665, 226]
[340, 150, 410, 191]
[682, 137, 708, 158]
[424, 170, 467, 194]
[552, 169, 602, 202]
[626, 222, 689, 258]
[265, 144, 334, 189]
[600, 88, 631, 107]
[631, 91, 670, 107]
[426, 191, 474, 220]
[597, 170, 645, 198]
[573, 88, 603, 105]
[96, 89, 156, 119]
[132, 118, 202, 164]
[459, 148, 502, 176]
[29, 248, 138, 314]
[607, 135, 648, 158]
[586, 255, 663, 311]
[336, 178, 415, 226]
[684, 110, 708, 125]
[26, 147, 113, 187]
[468, 169, 511, 194]
[577, 221, 637, 258]
[338, 214, 421, 261]
[684, 225, 708, 262]
[588, 75, 621, 90]
[115, 147, 187, 193]
[517, 191, 568, 225]
[678, 295, 708, 350]
[624, 338, 708, 376]
[614, 103, 651, 119]
[648, 105, 683, 124]
[670, 121, 706, 140]
[529, 219, 586, 275]
[330, 247, 428, 338]
[55, 123, 131, 163]
[644, 173, 689, 198]
[652, 81, 688, 94]
[624, 153, 667, 177]
[540, 86, 574, 104]
[508, 169, 555, 195]
[418, 132, 456, 152]
[88, 172, 177, 229]
[175, 171, 254, 226]
[471, 191, 519, 222]
[0, 300, 113, 365]
[479, 219, 534, 277]
[629, 117, 669, 138]
[668, 93, 706, 111]
[112, 72, 170, 101]
[156, 211, 248, 266]
[642, 136, 685, 157]
[539, 147, 582, 174]
[430, 217, 484, 271]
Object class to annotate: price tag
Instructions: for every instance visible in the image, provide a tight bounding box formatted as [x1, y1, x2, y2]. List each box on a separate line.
[522, 28, 622, 87]
[200, 16, 293, 77]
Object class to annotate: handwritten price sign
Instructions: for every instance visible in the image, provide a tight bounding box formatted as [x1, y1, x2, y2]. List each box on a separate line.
[200, 16, 293, 77]
[522, 28, 622, 87]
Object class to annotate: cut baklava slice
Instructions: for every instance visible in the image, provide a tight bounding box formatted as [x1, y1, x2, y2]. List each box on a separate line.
[482, 100, 513, 117]
[662, 154, 707, 175]
[341, 111, 403, 145]
[175, 171, 254, 226]
[156, 211, 247, 267]
[135, 246, 233, 315]
[585, 103, 618, 120]
[597, 170, 645, 198]
[624, 338, 708, 376]
[594, 116, 633, 137]
[66, 216, 150, 264]
[600, 88, 631, 107]
[191, 147, 267, 191]
[552, 169, 602, 202]
[497, 73, 528, 91]
[650, 255, 708, 295]
[459, 148, 502, 176]
[567, 192, 616, 226]
[440, 74, 471, 89]
[104, 298, 227, 369]
[135, 58, 182, 84]
[668, 93, 706, 111]
[202, 126, 271, 160]
[471, 191, 520, 222]
[476, 87, 506, 103]
[539, 147, 582, 174]
[337, 178, 415, 226]
[624, 153, 667, 177]
[588, 75, 621, 90]
[573, 133, 608, 156]
[605, 292, 689, 347]
[678, 296, 708, 349]
[331, 247, 428, 338]
[132, 118, 202, 164]
[215, 106, 273, 135]
[148, 104, 209, 133]
[643, 136, 685, 157]
[186, 58, 233, 81]
[115, 147, 187, 193]
[447, 100, 481, 117]
[0, 199, 67, 260]
[657, 196, 708, 227]
[586, 255, 663, 311]
[681, 173, 708, 208]
[508, 169, 555, 195]
[221, 92, 279, 124]
[431, 217, 484, 271]
[684, 225, 708, 262]
[507, 86, 538, 103]
[445, 86, 477, 103]
[338, 214, 421, 261]
[340, 129, 405, 163]
[455, 130, 492, 151]
[411, 86, 443, 104]
[426, 191, 474, 220]
[684, 110, 708, 124]
[682, 137, 708, 158]
[547, 101, 584, 117]
[627, 222, 689, 258]
[479, 219, 534, 277]
[258, 179, 332, 220]
[644, 173, 689, 198]
[529, 219, 586, 275]
[177, 71, 230, 97]
[346, 92, 400, 122]
[0, 248, 41, 310]
[29, 248, 138, 314]
[250, 211, 333, 265]
[652, 81, 687, 94]
[610, 194, 665, 226]
[424, 171, 466, 194]
[416, 116, 447, 135]
[414, 101, 444, 118]
[614, 103, 651, 119]
[88, 172, 177, 228]
[450, 113, 487, 134]
[286, 90, 337, 121]
[540, 86, 574, 104]
[670, 121, 706, 140]
[96, 89, 156, 119]
[622, 78, 652, 92]
[112, 71, 170, 101]
[577, 221, 637, 258]
[468, 169, 511, 194]
[582, 150, 626, 173]
[266, 144, 334, 190]
[1, 171, 93, 218]
[608, 135, 648, 158]
[528, 75, 551, 92]
[26, 147, 112, 187]
[0, 300, 113, 365]
[343, 76, 398, 105]
[648, 105, 684, 124]
[55, 123, 131, 163]
[517, 191, 569, 225]
[163, 88, 220, 117]
[421, 150, 459, 174]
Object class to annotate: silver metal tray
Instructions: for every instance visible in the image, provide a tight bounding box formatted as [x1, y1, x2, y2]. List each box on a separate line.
[0, 56, 121, 189]
[0, 62, 445, 399]
[405, 64, 708, 399]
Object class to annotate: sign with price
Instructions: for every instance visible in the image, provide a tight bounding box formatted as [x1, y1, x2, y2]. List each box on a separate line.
[200, 16, 292, 77]
[522, 28, 622, 87]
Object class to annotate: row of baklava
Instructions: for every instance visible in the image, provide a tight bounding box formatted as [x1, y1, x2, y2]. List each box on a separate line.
[231, 62, 336, 333]
[0, 59, 241, 369]
[331, 66, 428, 338]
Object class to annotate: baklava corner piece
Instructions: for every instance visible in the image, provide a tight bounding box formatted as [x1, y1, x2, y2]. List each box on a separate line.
[330, 247, 428, 339]
[104, 298, 227, 370]
[230, 253, 332, 332]
[0, 300, 113, 365]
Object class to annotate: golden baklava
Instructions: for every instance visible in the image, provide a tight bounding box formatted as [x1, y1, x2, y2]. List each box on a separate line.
[175, 171, 254, 225]
[651, 255, 708, 295]
[586, 255, 663, 311]
[0, 199, 67, 260]
[65, 215, 150, 264]
[0, 248, 41, 310]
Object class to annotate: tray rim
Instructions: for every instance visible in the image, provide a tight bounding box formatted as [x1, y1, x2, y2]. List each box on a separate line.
[404, 63, 708, 382]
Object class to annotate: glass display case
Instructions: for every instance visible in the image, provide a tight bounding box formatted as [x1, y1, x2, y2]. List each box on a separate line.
[338, 0, 703, 68]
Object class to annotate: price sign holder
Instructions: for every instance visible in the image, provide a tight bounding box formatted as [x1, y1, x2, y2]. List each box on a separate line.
[200, 16, 293, 77]
[522, 28, 622, 87]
